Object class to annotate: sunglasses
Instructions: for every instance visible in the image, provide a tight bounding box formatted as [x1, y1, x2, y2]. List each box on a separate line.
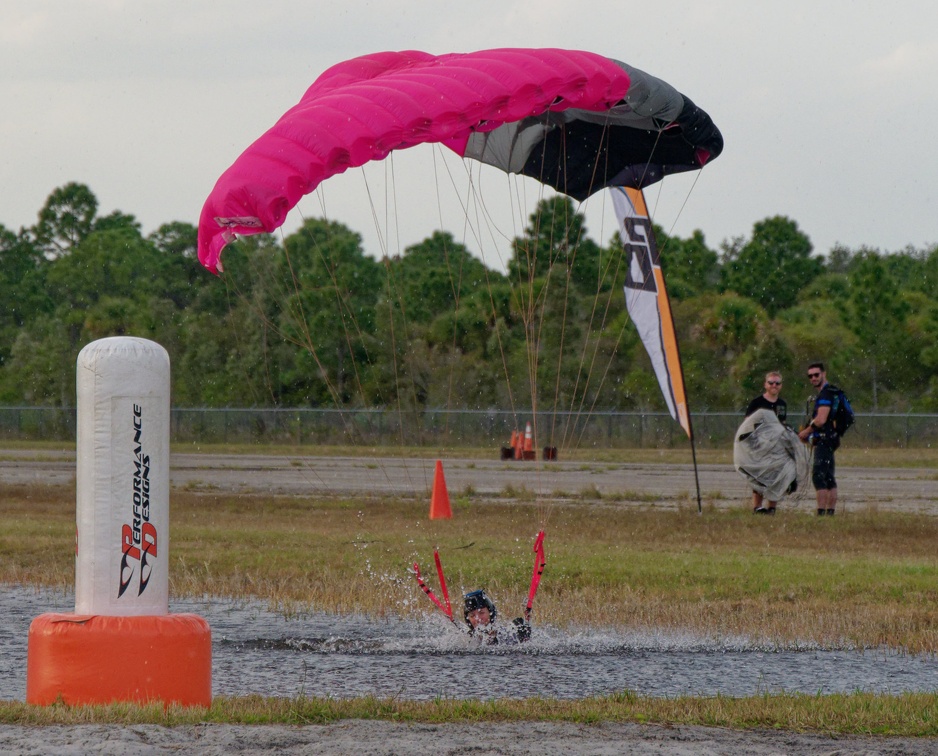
[767, 380, 782, 385]
[807, 372, 821, 378]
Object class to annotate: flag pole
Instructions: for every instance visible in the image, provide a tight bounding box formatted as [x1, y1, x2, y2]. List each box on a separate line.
[643, 201, 703, 514]
[670, 337, 703, 514]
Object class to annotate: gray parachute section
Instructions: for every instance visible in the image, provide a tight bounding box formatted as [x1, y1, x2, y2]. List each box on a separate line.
[461, 61, 722, 200]
[734, 409, 810, 503]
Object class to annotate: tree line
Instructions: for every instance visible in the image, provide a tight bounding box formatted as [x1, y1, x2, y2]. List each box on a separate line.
[1, 182, 937, 417]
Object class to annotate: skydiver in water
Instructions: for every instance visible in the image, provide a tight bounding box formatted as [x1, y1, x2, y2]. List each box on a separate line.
[463, 589, 532, 646]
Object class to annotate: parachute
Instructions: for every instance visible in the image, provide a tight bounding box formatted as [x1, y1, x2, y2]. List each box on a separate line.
[195, 49, 725, 625]
[197, 48, 723, 273]
[734, 409, 810, 503]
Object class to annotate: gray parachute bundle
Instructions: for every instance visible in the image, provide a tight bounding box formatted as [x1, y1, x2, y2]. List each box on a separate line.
[733, 409, 810, 502]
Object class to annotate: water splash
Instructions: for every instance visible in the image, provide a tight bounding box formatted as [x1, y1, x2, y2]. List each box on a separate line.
[2, 585, 935, 701]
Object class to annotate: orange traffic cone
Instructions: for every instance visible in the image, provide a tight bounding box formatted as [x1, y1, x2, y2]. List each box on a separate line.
[514, 428, 523, 460]
[429, 460, 452, 520]
[523, 421, 535, 460]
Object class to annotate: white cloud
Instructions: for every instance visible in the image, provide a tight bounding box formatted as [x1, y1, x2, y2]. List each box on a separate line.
[864, 40, 938, 79]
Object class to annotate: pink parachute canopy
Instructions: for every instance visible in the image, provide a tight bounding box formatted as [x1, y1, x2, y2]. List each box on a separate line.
[197, 48, 722, 273]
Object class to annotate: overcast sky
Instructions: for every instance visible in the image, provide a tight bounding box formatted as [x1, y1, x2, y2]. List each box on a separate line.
[3, 1, 936, 267]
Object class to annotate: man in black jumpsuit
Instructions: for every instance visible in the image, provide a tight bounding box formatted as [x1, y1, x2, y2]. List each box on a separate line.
[797, 362, 839, 515]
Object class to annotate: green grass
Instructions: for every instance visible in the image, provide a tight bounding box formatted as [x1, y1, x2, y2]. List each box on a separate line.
[4, 452, 938, 734]
[4, 481, 938, 651]
[2, 692, 938, 736]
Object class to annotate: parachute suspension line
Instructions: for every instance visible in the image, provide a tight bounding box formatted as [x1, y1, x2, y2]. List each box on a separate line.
[661, 169, 705, 245]
[294, 194, 417, 444]
[552, 121, 627, 466]
[544, 156, 578, 462]
[302, 162, 421, 497]
[429, 146, 475, 444]
[215, 252, 339, 493]
[547, 127, 605, 455]
[442, 150, 526, 453]
[524, 128, 603, 515]
[571, 323, 631, 454]
[472, 165, 560, 523]
[431, 148, 536, 433]
[217, 272, 274, 406]
[221, 268, 345, 487]
[384, 152, 427, 431]
[456, 159, 522, 422]
[230, 264, 338, 495]
[533, 179, 601, 526]
[507, 122, 617, 527]
[498, 162, 543, 431]
[505, 168, 544, 428]
[547, 121, 627, 470]
[294, 208, 381, 410]
[557, 195, 627, 455]
[293, 211, 380, 412]
[636, 128, 666, 190]
[432, 151, 528, 436]
[283, 207, 417, 497]
[563, 230, 630, 455]
[564, 124, 635, 449]
[548, 191, 626, 486]
[377, 147, 538, 501]
[430, 147, 458, 431]
[222, 227, 355, 425]
[224, 228, 388, 482]
[542, 125, 574, 462]
[519, 173, 561, 526]
[290, 204, 379, 412]
[532, 193, 570, 527]
[570, 127, 633, 457]
[380, 154, 436, 494]
[485, 160, 545, 436]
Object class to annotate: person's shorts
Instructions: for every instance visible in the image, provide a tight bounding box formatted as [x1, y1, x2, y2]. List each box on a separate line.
[812, 440, 837, 490]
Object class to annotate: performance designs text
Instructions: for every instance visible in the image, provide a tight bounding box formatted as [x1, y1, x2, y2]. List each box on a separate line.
[118, 403, 158, 598]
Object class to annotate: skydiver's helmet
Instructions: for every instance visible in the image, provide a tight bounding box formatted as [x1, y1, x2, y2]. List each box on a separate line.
[463, 589, 497, 628]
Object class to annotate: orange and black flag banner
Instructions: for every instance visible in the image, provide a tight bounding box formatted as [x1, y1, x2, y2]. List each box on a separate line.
[611, 186, 690, 436]
[611, 186, 701, 511]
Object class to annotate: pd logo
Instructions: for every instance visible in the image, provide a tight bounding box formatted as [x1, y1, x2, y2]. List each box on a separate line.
[119, 522, 158, 598]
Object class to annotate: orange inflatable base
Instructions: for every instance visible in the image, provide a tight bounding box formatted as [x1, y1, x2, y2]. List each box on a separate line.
[27, 613, 212, 707]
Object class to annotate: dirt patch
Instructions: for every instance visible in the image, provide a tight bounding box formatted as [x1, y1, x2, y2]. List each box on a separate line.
[2, 720, 936, 755]
[3, 449, 937, 515]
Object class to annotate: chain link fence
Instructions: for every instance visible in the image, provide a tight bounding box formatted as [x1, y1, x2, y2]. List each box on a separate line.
[1, 406, 937, 449]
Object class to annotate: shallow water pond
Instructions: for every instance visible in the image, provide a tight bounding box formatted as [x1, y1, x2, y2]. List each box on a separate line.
[2, 585, 935, 701]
